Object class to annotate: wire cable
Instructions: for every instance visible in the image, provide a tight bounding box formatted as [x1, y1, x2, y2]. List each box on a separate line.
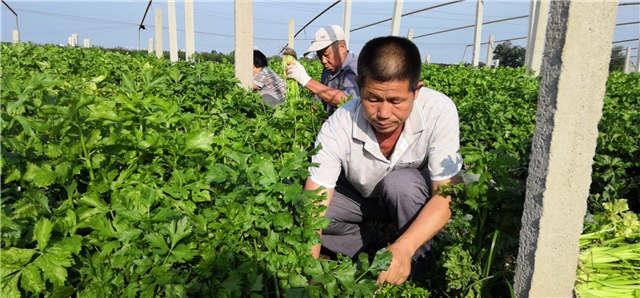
[617, 21, 640, 26]
[294, 0, 342, 38]
[413, 15, 529, 39]
[351, 0, 465, 32]
[2, 0, 20, 33]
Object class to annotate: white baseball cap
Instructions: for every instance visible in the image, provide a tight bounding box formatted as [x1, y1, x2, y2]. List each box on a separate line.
[305, 25, 345, 55]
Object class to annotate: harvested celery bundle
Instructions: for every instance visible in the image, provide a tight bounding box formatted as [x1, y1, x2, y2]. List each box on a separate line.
[575, 199, 640, 297]
[281, 47, 300, 100]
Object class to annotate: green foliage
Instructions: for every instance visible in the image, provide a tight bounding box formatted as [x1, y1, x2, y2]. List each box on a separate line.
[0, 43, 393, 297]
[2, 43, 637, 297]
[590, 72, 640, 211]
[420, 64, 639, 296]
[609, 46, 627, 73]
[492, 42, 526, 68]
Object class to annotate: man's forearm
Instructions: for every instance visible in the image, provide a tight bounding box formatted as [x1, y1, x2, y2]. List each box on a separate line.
[393, 194, 452, 254]
[305, 80, 348, 106]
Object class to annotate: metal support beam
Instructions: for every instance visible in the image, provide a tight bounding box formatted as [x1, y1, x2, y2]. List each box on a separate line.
[391, 0, 404, 36]
[343, 0, 352, 47]
[234, 0, 253, 89]
[472, 0, 484, 66]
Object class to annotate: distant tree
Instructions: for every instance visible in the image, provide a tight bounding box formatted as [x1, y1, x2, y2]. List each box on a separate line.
[609, 45, 626, 72]
[492, 41, 526, 67]
[192, 50, 234, 63]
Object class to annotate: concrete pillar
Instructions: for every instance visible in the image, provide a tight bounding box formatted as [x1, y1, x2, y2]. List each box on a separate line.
[155, 8, 163, 58]
[288, 19, 295, 49]
[83, 38, 91, 48]
[11, 29, 19, 44]
[514, 1, 617, 297]
[623, 46, 631, 73]
[390, 0, 403, 36]
[637, 39, 640, 72]
[148, 38, 154, 54]
[525, 0, 537, 68]
[407, 28, 413, 41]
[185, 0, 195, 62]
[527, 0, 550, 75]
[168, 0, 178, 62]
[472, 0, 484, 67]
[234, 0, 253, 89]
[343, 0, 352, 48]
[486, 34, 494, 67]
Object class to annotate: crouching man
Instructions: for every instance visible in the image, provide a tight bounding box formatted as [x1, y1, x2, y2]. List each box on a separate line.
[304, 36, 462, 285]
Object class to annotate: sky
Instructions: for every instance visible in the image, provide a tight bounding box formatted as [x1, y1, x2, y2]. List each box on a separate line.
[2, 0, 639, 64]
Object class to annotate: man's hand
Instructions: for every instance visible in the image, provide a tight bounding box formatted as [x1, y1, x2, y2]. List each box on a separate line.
[377, 242, 414, 285]
[311, 243, 321, 259]
[286, 60, 312, 87]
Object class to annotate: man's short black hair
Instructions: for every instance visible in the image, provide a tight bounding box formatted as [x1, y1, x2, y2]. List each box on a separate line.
[357, 36, 421, 91]
[253, 50, 268, 68]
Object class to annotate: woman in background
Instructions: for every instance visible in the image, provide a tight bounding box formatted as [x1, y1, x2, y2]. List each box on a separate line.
[253, 50, 286, 107]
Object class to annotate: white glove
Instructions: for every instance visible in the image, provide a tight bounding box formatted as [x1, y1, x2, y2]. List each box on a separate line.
[286, 61, 312, 86]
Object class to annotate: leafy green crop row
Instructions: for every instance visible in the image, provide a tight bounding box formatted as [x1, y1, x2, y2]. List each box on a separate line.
[1, 44, 429, 297]
[418, 65, 639, 296]
[1, 43, 638, 297]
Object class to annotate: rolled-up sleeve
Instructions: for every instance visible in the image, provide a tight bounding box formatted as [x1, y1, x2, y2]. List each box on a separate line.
[428, 101, 463, 181]
[308, 113, 347, 189]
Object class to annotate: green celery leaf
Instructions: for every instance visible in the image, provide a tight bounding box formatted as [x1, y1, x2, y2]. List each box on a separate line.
[0, 274, 21, 298]
[0, 248, 35, 277]
[33, 218, 53, 250]
[20, 264, 45, 294]
[185, 130, 214, 151]
[370, 248, 392, 275]
[288, 273, 308, 288]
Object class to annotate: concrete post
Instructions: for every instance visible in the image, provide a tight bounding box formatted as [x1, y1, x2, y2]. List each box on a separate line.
[527, 0, 550, 75]
[390, 0, 403, 36]
[486, 34, 494, 67]
[623, 46, 631, 73]
[83, 38, 91, 48]
[343, 0, 352, 48]
[288, 19, 295, 49]
[11, 29, 19, 44]
[168, 0, 178, 62]
[148, 38, 154, 54]
[185, 0, 195, 62]
[234, 0, 253, 89]
[637, 39, 640, 72]
[525, 0, 537, 68]
[155, 8, 163, 58]
[514, 1, 617, 297]
[407, 28, 413, 41]
[472, 0, 484, 67]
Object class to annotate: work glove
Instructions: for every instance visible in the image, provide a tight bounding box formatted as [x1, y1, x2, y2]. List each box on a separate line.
[286, 60, 312, 87]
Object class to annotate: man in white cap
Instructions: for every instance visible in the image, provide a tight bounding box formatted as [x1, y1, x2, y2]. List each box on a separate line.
[286, 25, 359, 115]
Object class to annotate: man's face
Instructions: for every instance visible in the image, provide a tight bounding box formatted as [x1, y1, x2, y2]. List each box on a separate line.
[316, 42, 343, 73]
[360, 79, 416, 134]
